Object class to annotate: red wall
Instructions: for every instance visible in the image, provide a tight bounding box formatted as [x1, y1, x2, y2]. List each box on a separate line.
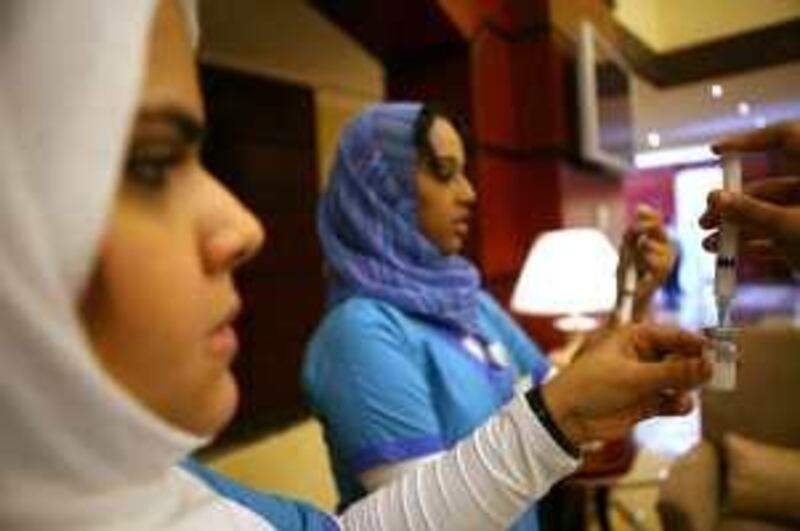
[623, 167, 676, 225]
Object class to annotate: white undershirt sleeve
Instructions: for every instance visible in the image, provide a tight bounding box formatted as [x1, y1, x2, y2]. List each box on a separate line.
[359, 453, 444, 493]
[336, 394, 579, 531]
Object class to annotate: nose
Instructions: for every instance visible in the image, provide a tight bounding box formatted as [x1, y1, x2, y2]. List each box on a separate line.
[456, 172, 476, 205]
[203, 178, 266, 275]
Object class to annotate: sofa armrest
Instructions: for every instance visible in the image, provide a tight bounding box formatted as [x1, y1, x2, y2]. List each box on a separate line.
[657, 440, 721, 531]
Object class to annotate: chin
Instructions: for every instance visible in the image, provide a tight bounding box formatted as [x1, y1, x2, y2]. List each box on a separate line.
[447, 238, 465, 255]
[191, 369, 240, 436]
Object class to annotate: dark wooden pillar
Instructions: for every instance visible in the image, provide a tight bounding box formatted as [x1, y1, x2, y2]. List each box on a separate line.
[201, 65, 323, 445]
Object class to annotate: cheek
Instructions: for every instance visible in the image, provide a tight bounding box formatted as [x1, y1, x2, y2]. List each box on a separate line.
[101, 223, 204, 349]
[83, 218, 224, 432]
[120, 266, 200, 347]
[417, 196, 452, 243]
[416, 185, 444, 233]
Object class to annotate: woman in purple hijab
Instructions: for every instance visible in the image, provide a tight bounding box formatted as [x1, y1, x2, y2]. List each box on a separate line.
[304, 102, 677, 530]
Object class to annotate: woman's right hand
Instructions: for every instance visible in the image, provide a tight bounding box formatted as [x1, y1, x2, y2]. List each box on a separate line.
[700, 120, 800, 272]
[542, 324, 710, 445]
[614, 205, 676, 323]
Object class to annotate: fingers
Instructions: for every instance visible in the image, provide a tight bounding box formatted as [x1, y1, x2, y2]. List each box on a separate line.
[712, 121, 800, 156]
[633, 358, 711, 399]
[622, 207, 673, 285]
[635, 204, 661, 225]
[699, 191, 723, 229]
[653, 392, 695, 417]
[742, 239, 778, 254]
[641, 238, 674, 268]
[636, 391, 696, 420]
[701, 190, 789, 237]
[630, 324, 706, 362]
[742, 177, 800, 205]
[700, 179, 800, 230]
[702, 232, 777, 256]
[630, 205, 666, 239]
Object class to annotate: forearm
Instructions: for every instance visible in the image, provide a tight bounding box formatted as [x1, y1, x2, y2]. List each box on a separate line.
[359, 453, 443, 493]
[337, 395, 579, 531]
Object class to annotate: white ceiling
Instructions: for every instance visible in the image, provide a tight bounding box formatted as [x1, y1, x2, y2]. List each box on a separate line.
[614, 0, 800, 152]
[614, 0, 800, 52]
[632, 60, 800, 151]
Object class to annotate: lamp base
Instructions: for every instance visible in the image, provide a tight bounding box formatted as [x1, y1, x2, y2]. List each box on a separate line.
[554, 314, 599, 332]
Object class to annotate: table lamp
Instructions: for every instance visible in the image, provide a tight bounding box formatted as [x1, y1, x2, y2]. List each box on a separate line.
[511, 228, 619, 360]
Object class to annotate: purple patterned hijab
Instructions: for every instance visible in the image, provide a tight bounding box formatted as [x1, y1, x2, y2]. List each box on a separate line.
[317, 102, 481, 334]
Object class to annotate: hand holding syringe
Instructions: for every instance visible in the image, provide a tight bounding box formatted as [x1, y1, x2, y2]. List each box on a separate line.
[614, 205, 676, 325]
[700, 121, 800, 390]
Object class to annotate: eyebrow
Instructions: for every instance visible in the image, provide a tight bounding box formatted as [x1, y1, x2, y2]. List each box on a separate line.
[135, 106, 206, 145]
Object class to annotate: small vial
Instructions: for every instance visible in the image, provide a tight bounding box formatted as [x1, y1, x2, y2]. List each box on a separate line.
[703, 327, 739, 391]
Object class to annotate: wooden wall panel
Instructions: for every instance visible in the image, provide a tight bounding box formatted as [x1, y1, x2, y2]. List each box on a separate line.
[473, 152, 563, 279]
[387, 50, 472, 132]
[471, 30, 570, 152]
[201, 65, 323, 445]
[559, 164, 625, 242]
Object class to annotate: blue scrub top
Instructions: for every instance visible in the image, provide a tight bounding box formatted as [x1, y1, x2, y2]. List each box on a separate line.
[303, 291, 550, 530]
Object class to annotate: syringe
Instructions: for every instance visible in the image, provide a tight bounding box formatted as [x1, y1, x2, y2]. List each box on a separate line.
[706, 154, 742, 392]
[616, 258, 637, 325]
[715, 154, 742, 327]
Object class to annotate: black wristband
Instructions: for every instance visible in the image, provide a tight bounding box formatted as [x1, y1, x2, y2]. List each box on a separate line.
[524, 386, 581, 459]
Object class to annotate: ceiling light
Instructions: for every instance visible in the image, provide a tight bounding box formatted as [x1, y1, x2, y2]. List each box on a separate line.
[647, 131, 661, 148]
[635, 145, 718, 169]
[737, 101, 751, 116]
[710, 84, 724, 99]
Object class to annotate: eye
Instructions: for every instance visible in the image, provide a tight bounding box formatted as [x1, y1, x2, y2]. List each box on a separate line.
[425, 156, 462, 184]
[125, 142, 186, 189]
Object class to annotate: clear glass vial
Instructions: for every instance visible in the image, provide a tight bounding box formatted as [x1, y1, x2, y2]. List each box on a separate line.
[702, 327, 739, 391]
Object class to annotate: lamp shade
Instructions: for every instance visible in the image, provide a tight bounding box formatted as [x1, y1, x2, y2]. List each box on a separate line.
[511, 228, 618, 320]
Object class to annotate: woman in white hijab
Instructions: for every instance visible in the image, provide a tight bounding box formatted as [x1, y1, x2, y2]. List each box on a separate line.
[0, 1, 710, 529]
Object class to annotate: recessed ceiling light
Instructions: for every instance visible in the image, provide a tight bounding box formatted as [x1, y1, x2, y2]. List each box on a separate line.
[710, 84, 724, 99]
[647, 131, 661, 148]
[755, 116, 767, 129]
[737, 101, 751, 116]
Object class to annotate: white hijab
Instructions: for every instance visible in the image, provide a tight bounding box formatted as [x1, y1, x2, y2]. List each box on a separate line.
[0, 2, 272, 529]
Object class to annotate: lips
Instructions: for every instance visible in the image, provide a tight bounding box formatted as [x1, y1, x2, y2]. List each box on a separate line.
[453, 213, 472, 237]
[209, 324, 239, 360]
[209, 302, 241, 360]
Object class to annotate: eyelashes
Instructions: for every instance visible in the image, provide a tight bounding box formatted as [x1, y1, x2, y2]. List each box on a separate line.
[423, 156, 463, 183]
[124, 141, 188, 189]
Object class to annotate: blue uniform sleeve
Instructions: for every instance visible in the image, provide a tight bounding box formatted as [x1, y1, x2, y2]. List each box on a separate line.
[303, 300, 445, 474]
[478, 292, 551, 384]
[181, 459, 339, 530]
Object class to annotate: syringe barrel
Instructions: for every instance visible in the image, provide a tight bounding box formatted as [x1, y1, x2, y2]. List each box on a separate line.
[715, 155, 742, 299]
